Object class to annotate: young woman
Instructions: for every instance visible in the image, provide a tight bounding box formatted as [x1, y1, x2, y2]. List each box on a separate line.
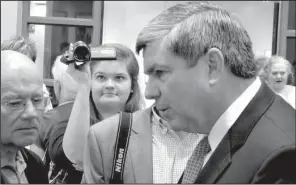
[48, 43, 144, 183]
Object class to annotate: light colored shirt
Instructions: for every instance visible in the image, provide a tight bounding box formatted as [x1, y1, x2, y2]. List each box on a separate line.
[203, 78, 261, 166]
[152, 106, 204, 183]
[43, 83, 53, 112]
[277, 85, 295, 109]
[1, 151, 28, 183]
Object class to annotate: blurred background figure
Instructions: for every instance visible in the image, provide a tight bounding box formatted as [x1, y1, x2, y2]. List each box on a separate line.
[262, 55, 295, 108]
[1, 36, 53, 112]
[254, 56, 269, 80]
[37, 55, 81, 184]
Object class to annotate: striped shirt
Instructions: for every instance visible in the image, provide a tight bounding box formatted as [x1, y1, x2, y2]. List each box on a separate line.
[151, 107, 204, 183]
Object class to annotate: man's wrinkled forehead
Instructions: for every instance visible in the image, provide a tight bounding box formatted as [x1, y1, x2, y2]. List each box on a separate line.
[142, 40, 167, 71]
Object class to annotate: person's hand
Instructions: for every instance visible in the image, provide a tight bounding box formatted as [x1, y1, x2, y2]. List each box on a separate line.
[66, 43, 92, 88]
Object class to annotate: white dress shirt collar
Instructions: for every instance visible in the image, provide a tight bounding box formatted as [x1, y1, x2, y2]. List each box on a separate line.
[208, 78, 262, 152]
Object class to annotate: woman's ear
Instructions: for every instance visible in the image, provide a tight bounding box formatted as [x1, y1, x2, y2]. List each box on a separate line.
[206, 48, 225, 85]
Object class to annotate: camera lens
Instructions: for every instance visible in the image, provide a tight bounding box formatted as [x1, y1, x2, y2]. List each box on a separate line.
[74, 46, 90, 61]
[72, 41, 91, 62]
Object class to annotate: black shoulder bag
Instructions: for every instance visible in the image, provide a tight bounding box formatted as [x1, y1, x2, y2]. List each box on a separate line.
[110, 112, 133, 184]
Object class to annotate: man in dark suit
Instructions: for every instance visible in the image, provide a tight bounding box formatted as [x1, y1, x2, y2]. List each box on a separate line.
[134, 1, 295, 183]
[1, 51, 48, 184]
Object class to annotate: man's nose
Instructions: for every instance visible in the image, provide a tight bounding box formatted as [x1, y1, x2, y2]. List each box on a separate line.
[20, 101, 38, 120]
[145, 78, 160, 100]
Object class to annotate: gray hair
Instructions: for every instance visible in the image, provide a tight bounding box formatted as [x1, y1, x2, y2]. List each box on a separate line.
[1, 36, 37, 62]
[137, 1, 256, 78]
[136, 1, 218, 54]
[263, 55, 294, 85]
[254, 56, 269, 79]
[51, 55, 68, 82]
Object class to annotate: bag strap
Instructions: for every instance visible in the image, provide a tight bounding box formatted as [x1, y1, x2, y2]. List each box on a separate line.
[110, 112, 133, 184]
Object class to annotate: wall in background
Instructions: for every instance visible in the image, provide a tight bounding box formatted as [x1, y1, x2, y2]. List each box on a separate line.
[1, 1, 19, 43]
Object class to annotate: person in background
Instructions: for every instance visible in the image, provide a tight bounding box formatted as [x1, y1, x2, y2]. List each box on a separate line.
[262, 55, 295, 108]
[1, 36, 54, 157]
[1, 51, 48, 184]
[51, 43, 144, 183]
[60, 42, 70, 55]
[1, 36, 53, 112]
[35, 55, 82, 184]
[254, 56, 269, 80]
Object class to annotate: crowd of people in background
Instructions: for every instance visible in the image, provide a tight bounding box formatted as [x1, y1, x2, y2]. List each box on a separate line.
[1, 1, 295, 184]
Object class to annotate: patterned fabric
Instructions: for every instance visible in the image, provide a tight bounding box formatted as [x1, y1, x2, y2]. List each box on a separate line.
[182, 136, 211, 184]
[151, 106, 204, 183]
[1, 151, 28, 183]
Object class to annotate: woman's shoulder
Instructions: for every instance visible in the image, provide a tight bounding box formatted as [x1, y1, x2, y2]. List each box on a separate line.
[90, 109, 151, 135]
[90, 113, 121, 134]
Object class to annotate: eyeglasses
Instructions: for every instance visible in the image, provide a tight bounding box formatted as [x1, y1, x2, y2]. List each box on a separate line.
[2, 98, 45, 112]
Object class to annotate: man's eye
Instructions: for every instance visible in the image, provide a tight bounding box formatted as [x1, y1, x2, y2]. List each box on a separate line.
[7, 101, 22, 107]
[155, 70, 165, 78]
[32, 98, 43, 104]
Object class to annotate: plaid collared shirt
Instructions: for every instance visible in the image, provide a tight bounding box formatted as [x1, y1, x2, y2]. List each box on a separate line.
[1, 151, 28, 183]
[151, 106, 204, 183]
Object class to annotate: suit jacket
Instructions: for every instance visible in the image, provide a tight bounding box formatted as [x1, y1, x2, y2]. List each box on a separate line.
[188, 82, 296, 183]
[82, 83, 295, 184]
[82, 107, 153, 183]
[1, 148, 48, 184]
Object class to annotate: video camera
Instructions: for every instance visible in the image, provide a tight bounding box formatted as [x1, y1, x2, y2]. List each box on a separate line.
[60, 41, 117, 67]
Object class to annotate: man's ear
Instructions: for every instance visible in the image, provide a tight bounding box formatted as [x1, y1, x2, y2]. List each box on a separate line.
[53, 80, 61, 103]
[206, 48, 224, 85]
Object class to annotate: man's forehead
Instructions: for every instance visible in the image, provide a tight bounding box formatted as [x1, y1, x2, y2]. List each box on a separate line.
[142, 40, 168, 69]
[1, 83, 43, 100]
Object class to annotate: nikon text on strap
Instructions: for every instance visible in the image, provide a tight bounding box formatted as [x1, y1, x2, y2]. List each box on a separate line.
[110, 112, 133, 184]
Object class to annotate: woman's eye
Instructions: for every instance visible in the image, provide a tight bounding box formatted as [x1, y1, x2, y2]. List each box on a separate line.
[96, 75, 105, 80]
[116, 76, 125, 81]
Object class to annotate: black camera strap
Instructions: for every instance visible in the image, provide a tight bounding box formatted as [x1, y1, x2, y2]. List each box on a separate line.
[110, 112, 133, 184]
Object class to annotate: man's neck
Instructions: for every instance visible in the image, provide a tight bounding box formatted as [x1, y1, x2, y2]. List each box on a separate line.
[1, 143, 18, 166]
[189, 77, 256, 135]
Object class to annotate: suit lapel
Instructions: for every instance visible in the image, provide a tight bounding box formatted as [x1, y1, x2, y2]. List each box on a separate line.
[128, 108, 153, 183]
[195, 83, 276, 183]
[195, 134, 232, 184]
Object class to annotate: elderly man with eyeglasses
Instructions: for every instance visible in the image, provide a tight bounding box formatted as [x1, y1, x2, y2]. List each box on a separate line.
[1, 50, 48, 184]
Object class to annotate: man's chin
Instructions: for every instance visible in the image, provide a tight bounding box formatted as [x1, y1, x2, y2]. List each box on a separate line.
[14, 135, 38, 148]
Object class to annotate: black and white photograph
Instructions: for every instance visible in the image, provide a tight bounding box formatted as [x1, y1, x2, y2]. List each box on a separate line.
[1, 1, 295, 184]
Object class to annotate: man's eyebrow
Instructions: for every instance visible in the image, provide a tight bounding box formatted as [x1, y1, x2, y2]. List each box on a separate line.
[1, 93, 22, 100]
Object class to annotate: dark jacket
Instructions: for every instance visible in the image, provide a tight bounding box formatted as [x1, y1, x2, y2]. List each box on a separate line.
[1, 148, 49, 184]
[178, 83, 296, 183]
[45, 99, 100, 183]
